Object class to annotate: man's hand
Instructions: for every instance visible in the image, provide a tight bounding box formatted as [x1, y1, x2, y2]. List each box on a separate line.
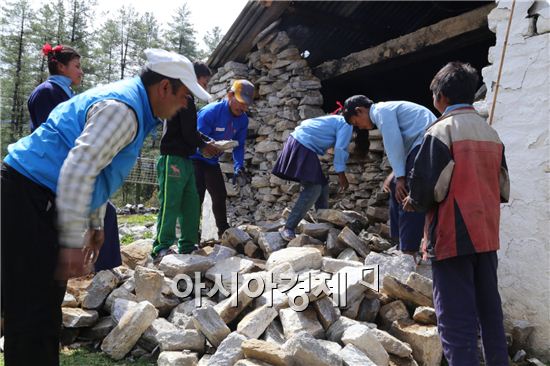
[383, 172, 394, 193]
[395, 176, 408, 204]
[402, 195, 415, 212]
[82, 228, 104, 265]
[54, 247, 93, 280]
[201, 143, 222, 159]
[337, 172, 349, 193]
[232, 168, 250, 187]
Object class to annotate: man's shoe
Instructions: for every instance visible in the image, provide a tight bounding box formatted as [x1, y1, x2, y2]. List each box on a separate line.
[279, 227, 296, 242]
[179, 244, 199, 255]
[152, 248, 176, 264]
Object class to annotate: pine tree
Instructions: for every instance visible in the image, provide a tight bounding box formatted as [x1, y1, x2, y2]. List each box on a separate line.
[93, 18, 121, 84]
[65, 0, 96, 90]
[203, 26, 224, 56]
[0, 0, 34, 144]
[28, 2, 68, 85]
[115, 5, 139, 80]
[164, 3, 198, 59]
[126, 12, 162, 78]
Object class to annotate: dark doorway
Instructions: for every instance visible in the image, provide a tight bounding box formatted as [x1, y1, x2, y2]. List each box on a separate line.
[320, 29, 495, 114]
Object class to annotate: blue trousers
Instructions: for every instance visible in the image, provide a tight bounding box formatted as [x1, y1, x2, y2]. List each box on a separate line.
[285, 181, 329, 230]
[389, 145, 425, 252]
[432, 252, 509, 366]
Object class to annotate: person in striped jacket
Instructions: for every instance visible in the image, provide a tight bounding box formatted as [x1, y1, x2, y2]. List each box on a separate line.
[404, 61, 510, 366]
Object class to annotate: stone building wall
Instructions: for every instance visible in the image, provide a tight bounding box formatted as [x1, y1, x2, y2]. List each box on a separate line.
[479, 0, 550, 358]
[207, 29, 391, 236]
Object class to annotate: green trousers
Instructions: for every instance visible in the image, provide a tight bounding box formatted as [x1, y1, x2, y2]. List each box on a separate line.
[152, 155, 199, 255]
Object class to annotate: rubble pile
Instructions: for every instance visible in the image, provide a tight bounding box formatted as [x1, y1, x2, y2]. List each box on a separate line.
[58, 208, 537, 366]
[206, 27, 391, 236]
[62, 210, 428, 365]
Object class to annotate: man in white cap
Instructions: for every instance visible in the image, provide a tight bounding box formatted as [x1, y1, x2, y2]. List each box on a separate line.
[0, 48, 210, 366]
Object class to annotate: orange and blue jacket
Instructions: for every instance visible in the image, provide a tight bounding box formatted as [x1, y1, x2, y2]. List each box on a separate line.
[408, 107, 510, 261]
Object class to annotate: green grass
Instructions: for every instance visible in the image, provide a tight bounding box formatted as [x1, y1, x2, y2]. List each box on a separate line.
[0, 348, 155, 365]
[120, 234, 136, 245]
[117, 214, 157, 226]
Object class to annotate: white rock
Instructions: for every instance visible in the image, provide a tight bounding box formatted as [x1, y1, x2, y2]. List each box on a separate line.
[283, 331, 342, 366]
[280, 308, 324, 339]
[62, 308, 99, 328]
[82, 270, 119, 309]
[157, 351, 199, 366]
[342, 324, 389, 366]
[101, 301, 158, 360]
[206, 256, 256, 290]
[191, 306, 231, 348]
[134, 265, 164, 307]
[237, 305, 278, 339]
[62, 292, 78, 307]
[390, 319, 442, 366]
[364, 252, 416, 284]
[159, 254, 215, 277]
[266, 247, 322, 272]
[111, 298, 138, 323]
[208, 332, 248, 366]
[341, 343, 377, 366]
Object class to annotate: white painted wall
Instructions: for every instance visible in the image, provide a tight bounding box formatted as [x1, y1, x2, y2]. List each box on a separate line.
[481, 0, 550, 358]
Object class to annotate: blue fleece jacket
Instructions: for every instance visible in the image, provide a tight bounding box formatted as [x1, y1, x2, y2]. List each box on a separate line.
[291, 115, 353, 173]
[369, 101, 436, 177]
[190, 99, 248, 172]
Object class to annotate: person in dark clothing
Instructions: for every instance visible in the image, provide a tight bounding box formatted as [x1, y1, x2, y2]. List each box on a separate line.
[404, 62, 510, 366]
[28, 43, 83, 132]
[27, 43, 122, 272]
[152, 62, 222, 258]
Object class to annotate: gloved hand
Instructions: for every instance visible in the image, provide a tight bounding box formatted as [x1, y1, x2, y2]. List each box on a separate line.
[232, 168, 250, 187]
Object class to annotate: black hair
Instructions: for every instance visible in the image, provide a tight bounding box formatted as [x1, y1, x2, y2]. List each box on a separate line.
[193, 62, 211, 78]
[139, 67, 184, 95]
[342, 95, 374, 124]
[43, 44, 80, 75]
[353, 128, 370, 158]
[430, 61, 479, 104]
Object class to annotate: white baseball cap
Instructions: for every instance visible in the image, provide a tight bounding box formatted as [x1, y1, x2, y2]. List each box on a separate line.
[144, 48, 211, 101]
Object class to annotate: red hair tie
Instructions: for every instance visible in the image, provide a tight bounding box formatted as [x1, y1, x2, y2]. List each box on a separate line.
[331, 101, 344, 115]
[42, 43, 52, 56]
[42, 43, 63, 58]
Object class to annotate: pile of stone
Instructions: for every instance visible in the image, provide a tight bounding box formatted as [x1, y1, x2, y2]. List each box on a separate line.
[59, 208, 442, 366]
[204, 26, 391, 236]
[59, 206, 539, 365]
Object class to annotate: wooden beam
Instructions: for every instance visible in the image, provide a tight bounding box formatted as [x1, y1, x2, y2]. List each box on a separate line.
[313, 4, 495, 81]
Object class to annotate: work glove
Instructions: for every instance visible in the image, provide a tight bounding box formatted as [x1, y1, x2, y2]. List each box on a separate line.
[232, 168, 250, 187]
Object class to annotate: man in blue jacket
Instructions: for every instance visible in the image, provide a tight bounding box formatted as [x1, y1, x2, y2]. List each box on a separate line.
[191, 79, 254, 238]
[0, 48, 210, 366]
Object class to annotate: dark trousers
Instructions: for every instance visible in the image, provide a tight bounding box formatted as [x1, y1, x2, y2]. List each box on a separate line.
[432, 252, 509, 366]
[389, 145, 425, 252]
[1, 164, 64, 366]
[94, 201, 122, 272]
[193, 160, 229, 236]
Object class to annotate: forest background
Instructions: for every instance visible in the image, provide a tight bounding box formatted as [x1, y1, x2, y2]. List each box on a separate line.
[0, 0, 227, 204]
